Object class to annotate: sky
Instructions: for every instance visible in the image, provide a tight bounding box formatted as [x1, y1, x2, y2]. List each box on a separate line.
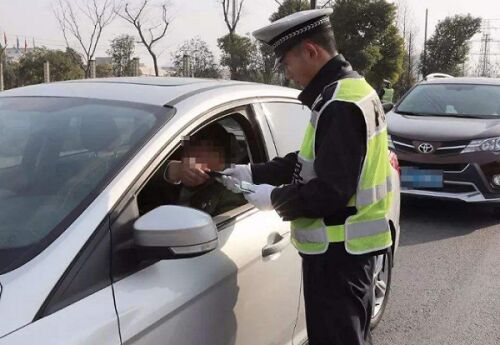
[0, 0, 499, 71]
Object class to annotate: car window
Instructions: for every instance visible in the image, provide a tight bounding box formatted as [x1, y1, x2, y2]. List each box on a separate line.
[261, 102, 310, 155]
[396, 83, 500, 118]
[0, 97, 172, 274]
[137, 114, 253, 218]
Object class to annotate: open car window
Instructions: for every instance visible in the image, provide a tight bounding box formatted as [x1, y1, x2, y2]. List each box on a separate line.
[137, 112, 262, 220]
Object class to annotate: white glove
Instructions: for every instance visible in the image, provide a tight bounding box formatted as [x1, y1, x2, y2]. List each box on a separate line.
[244, 184, 275, 211]
[222, 164, 253, 183]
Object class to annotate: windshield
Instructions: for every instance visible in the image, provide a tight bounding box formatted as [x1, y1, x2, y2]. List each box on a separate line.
[396, 83, 500, 118]
[0, 97, 172, 274]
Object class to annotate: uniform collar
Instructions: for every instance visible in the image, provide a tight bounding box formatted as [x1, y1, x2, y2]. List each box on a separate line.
[298, 54, 352, 108]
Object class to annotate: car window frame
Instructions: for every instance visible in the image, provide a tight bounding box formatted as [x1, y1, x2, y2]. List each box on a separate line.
[108, 98, 271, 282]
[110, 99, 269, 223]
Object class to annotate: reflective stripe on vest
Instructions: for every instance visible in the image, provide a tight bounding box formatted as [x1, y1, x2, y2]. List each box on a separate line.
[290, 77, 393, 255]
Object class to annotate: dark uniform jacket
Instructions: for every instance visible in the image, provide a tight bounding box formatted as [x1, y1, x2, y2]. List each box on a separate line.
[251, 55, 367, 226]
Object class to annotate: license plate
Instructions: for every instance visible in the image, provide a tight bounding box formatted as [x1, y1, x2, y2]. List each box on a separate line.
[401, 167, 443, 188]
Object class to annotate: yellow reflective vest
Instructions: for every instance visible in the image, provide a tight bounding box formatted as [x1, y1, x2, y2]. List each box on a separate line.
[290, 77, 393, 255]
[382, 87, 395, 103]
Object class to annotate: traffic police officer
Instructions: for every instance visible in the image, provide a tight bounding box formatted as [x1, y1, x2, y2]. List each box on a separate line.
[379, 79, 395, 103]
[222, 9, 394, 345]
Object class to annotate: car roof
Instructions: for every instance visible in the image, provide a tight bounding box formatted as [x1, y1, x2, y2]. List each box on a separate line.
[419, 77, 500, 86]
[0, 77, 299, 107]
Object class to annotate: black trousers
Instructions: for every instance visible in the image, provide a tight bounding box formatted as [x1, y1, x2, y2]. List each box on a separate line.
[301, 242, 376, 345]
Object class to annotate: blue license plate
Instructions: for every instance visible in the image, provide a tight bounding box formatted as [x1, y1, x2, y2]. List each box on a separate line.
[401, 167, 443, 188]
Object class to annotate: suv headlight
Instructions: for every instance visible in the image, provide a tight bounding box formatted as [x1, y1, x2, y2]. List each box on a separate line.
[462, 137, 500, 153]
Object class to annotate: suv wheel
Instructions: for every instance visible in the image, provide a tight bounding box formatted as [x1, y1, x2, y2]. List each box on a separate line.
[370, 251, 393, 329]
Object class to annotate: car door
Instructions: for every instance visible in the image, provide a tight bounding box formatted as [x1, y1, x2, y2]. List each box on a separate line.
[109, 104, 303, 345]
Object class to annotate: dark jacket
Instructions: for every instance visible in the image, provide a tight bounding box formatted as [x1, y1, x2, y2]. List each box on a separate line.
[138, 162, 246, 216]
[251, 55, 367, 226]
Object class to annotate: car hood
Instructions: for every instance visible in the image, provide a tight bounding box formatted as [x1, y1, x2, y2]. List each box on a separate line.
[387, 112, 500, 141]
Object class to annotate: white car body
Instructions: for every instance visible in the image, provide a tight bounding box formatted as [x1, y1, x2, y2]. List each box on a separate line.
[0, 77, 400, 344]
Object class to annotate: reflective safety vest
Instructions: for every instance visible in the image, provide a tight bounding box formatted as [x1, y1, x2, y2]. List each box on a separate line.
[290, 77, 393, 255]
[382, 87, 394, 103]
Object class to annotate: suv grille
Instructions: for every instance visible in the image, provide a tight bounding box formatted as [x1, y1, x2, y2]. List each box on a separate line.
[391, 135, 469, 155]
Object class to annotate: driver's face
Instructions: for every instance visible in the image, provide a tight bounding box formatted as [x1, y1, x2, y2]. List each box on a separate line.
[183, 140, 226, 171]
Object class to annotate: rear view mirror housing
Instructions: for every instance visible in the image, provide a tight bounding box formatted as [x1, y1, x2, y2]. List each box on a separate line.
[134, 205, 219, 260]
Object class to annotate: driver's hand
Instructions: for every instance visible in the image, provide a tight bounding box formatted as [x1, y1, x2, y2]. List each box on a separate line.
[165, 161, 209, 187]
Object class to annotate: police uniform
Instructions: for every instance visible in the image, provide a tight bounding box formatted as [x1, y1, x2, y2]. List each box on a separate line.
[251, 9, 394, 345]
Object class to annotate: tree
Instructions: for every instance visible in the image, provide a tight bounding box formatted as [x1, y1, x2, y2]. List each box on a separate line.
[393, 0, 419, 99]
[108, 35, 135, 77]
[53, 0, 117, 77]
[172, 37, 220, 78]
[65, 47, 85, 72]
[218, 33, 258, 81]
[270, 0, 310, 22]
[0, 56, 19, 90]
[96, 63, 113, 78]
[221, 0, 245, 36]
[17, 48, 85, 86]
[218, 0, 246, 79]
[420, 14, 481, 77]
[256, 41, 277, 84]
[365, 25, 404, 88]
[331, 0, 403, 84]
[119, 0, 170, 77]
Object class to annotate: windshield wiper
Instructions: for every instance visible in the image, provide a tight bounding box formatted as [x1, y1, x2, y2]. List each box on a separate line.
[395, 110, 421, 116]
[395, 110, 486, 119]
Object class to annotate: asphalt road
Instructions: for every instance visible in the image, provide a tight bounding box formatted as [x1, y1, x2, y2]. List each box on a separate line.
[373, 197, 500, 345]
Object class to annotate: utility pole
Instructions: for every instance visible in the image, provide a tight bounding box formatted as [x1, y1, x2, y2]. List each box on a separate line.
[132, 57, 140, 76]
[0, 47, 4, 91]
[182, 54, 190, 77]
[0, 61, 4, 91]
[43, 61, 50, 83]
[89, 60, 96, 79]
[478, 19, 493, 77]
[423, 8, 428, 77]
[311, 0, 316, 9]
[408, 32, 413, 78]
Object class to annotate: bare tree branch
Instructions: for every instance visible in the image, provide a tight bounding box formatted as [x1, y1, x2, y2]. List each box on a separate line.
[221, 0, 245, 35]
[118, 1, 170, 76]
[53, 0, 117, 77]
[320, 0, 333, 8]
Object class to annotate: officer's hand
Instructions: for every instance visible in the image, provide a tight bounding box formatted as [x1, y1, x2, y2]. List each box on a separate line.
[222, 164, 253, 183]
[244, 184, 275, 211]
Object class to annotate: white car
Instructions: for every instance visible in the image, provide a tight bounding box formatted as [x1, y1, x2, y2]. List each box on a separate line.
[0, 77, 400, 344]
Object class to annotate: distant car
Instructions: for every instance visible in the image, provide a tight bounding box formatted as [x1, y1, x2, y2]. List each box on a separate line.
[0, 77, 400, 344]
[387, 76, 500, 207]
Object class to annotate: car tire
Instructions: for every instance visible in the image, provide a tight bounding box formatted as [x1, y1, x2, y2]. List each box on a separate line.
[370, 250, 393, 330]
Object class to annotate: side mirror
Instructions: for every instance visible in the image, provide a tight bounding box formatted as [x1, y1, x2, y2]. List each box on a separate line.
[134, 205, 218, 260]
[382, 102, 394, 114]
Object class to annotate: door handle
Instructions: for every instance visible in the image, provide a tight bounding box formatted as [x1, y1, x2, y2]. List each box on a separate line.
[262, 232, 290, 257]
